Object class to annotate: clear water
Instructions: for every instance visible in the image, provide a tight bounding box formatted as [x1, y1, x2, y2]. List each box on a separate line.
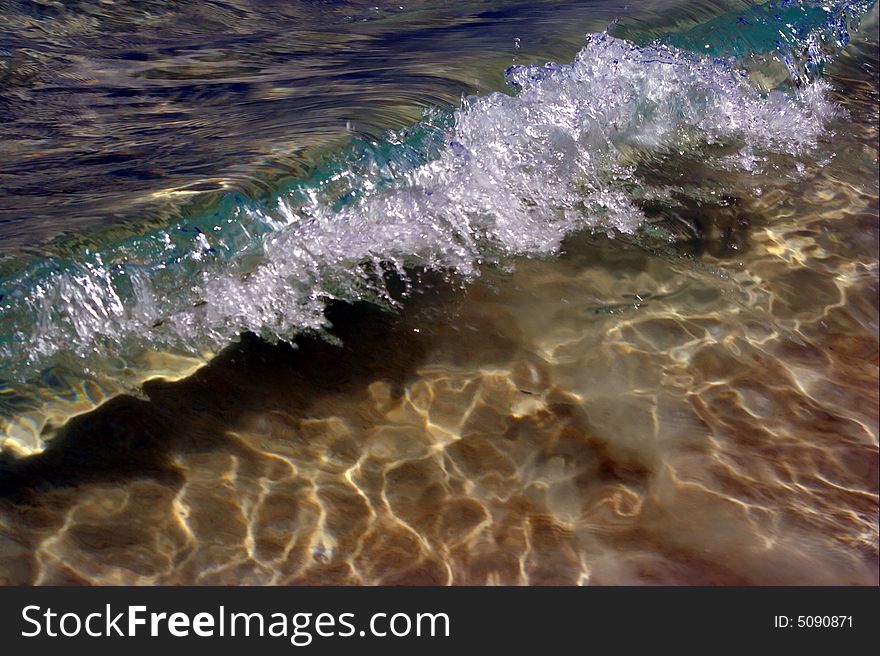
[0, 0, 876, 585]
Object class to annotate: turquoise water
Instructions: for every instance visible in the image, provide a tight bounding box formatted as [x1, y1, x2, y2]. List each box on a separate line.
[0, 1, 876, 585]
[1, 1, 874, 452]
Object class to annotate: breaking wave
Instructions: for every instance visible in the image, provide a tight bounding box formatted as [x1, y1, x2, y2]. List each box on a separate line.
[0, 0, 873, 451]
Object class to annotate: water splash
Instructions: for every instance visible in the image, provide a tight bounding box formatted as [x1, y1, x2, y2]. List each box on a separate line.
[0, 0, 872, 452]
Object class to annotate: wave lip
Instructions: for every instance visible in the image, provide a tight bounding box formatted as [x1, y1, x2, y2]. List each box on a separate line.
[662, 0, 874, 79]
[0, 1, 870, 452]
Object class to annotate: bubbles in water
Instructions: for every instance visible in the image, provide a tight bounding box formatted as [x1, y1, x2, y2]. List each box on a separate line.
[0, 25, 854, 451]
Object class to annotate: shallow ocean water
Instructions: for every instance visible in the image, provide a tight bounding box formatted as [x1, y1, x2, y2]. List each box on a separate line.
[0, 1, 877, 585]
[0, 0, 658, 253]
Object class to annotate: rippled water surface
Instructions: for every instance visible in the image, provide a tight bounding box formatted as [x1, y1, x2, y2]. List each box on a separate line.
[0, 0, 877, 585]
[0, 0, 650, 253]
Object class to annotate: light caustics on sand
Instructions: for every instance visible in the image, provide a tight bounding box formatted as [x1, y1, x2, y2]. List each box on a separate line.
[0, 0, 874, 453]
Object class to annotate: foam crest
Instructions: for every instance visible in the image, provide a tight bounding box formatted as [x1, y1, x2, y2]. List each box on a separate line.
[0, 11, 861, 448]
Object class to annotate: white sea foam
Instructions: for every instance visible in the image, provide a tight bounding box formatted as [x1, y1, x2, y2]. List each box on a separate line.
[0, 32, 844, 450]
[157, 34, 837, 346]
